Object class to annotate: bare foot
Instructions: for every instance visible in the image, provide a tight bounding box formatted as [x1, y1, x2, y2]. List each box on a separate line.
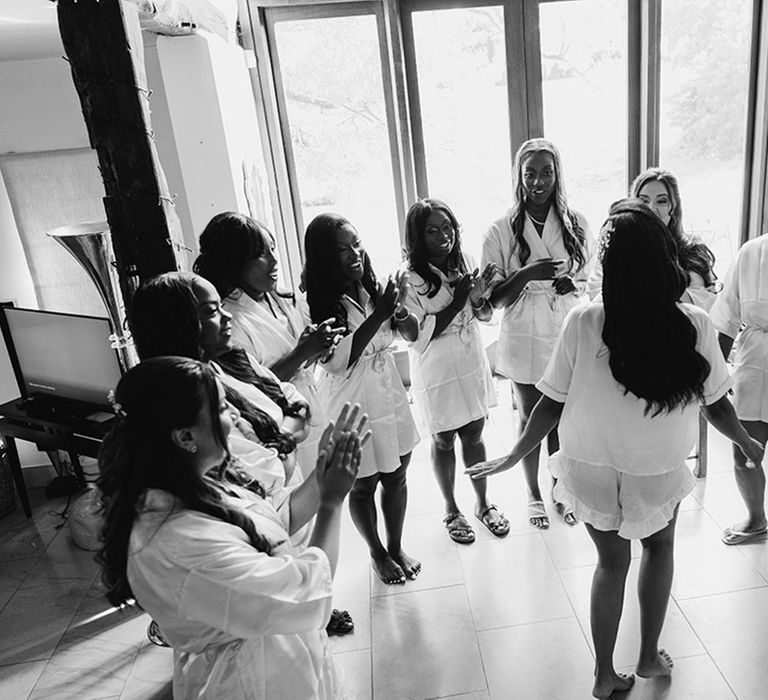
[371, 554, 406, 584]
[592, 671, 635, 698]
[390, 549, 421, 580]
[636, 648, 674, 678]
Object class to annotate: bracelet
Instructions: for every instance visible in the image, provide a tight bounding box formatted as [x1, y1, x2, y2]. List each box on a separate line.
[470, 298, 487, 309]
[394, 306, 410, 322]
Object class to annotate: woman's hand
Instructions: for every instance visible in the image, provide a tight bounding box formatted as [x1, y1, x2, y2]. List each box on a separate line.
[315, 403, 371, 470]
[296, 318, 346, 363]
[451, 274, 474, 310]
[552, 275, 576, 295]
[524, 258, 560, 282]
[317, 432, 362, 506]
[374, 276, 400, 321]
[393, 270, 411, 320]
[464, 454, 517, 479]
[469, 263, 496, 305]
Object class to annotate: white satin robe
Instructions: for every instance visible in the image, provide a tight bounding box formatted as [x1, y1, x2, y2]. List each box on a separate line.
[710, 234, 768, 421]
[316, 286, 419, 478]
[226, 290, 325, 474]
[482, 208, 592, 383]
[127, 486, 340, 700]
[404, 253, 497, 434]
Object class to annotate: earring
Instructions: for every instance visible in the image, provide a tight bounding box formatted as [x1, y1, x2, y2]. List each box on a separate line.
[190, 445, 198, 454]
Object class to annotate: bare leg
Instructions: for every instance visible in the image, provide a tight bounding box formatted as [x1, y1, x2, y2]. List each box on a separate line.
[432, 429, 460, 515]
[729, 420, 768, 535]
[636, 510, 677, 678]
[512, 382, 549, 528]
[584, 524, 635, 698]
[381, 455, 421, 580]
[349, 473, 405, 584]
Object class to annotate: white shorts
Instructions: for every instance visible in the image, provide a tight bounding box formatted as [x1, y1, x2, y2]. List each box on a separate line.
[549, 453, 696, 540]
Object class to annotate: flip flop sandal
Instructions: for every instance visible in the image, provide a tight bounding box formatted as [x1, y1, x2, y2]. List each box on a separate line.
[443, 512, 476, 544]
[554, 501, 578, 526]
[528, 500, 550, 529]
[326, 608, 354, 636]
[475, 504, 510, 537]
[721, 525, 768, 545]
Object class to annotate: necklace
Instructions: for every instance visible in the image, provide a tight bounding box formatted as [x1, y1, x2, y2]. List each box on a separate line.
[527, 212, 547, 227]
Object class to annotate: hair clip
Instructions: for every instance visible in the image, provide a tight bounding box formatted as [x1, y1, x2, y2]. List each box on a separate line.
[108, 390, 127, 419]
[597, 219, 615, 262]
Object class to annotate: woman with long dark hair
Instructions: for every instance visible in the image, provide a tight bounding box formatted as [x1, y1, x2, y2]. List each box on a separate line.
[97, 356, 365, 699]
[482, 137, 592, 529]
[587, 167, 719, 309]
[194, 212, 342, 474]
[469, 200, 762, 698]
[403, 198, 507, 543]
[304, 212, 421, 584]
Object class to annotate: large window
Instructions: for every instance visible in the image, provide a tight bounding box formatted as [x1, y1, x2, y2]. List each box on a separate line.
[247, 0, 761, 289]
[540, 0, 628, 233]
[266, 5, 402, 275]
[659, 0, 753, 278]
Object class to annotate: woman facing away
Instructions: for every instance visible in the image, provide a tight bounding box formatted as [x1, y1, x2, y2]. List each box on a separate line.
[304, 212, 421, 584]
[469, 200, 763, 698]
[402, 197, 508, 543]
[710, 232, 768, 544]
[587, 167, 719, 310]
[129, 271, 356, 635]
[481, 137, 592, 529]
[194, 212, 343, 475]
[97, 356, 368, 699]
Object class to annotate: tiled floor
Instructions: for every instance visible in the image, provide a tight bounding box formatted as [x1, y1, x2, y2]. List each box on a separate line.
[2, 379, 768, 699]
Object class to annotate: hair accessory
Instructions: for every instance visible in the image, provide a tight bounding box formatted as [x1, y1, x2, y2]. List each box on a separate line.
[597, 219, 615, 263]
[107, 390, 127, 419]
[394, 305, 410, 322]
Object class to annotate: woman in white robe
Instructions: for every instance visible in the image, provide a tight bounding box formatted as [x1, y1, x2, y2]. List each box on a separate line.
[586, 168, 719, 311]
[710, 233, 768, 544]
[402, 197, 508, 543]
[195, 212, 342, 479]
[304, 213, 421, 585]
[97, 356, 367, 700]
[482, 138, 592, 529]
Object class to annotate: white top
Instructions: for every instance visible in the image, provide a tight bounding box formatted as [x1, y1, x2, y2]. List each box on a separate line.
[710, 234, 768, 421]
[226, 290, 325, 472]
[404, 252, 496, 433]
[482, 208, 593, 383]
[537, 302, 731, 476]
[127, 486, 339, 700]
[316, 285, 419, 477]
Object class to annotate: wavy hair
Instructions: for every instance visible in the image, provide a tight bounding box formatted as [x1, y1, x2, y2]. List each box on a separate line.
[96, 357, 272, 607]
[404, 198, 467, 298]
[600, 199, 709, 416]
[193, 211, 295, 304]
[630, 168, 717, 286]
[129, 272, 300, 455]
[508, 138, 587, 272]
[303, 213, 380, 327]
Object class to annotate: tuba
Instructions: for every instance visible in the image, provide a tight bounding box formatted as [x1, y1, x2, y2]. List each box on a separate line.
[47, 221, 137, 373]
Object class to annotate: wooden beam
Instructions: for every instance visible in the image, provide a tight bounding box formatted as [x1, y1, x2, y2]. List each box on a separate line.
[56, 0, 184, 311]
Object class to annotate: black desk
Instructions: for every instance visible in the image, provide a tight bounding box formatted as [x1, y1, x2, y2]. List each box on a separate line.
[0, 399, 113, 518]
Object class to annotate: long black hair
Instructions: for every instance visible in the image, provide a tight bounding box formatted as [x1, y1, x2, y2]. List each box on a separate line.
[129, 272, 301, 455]
[194, 211, 295, 303]
[630, 168, 717, 286]
[97, 357, 272, 608]
[600, 199, 710, 416]
[303, 213, 380, 327]
[405, 198, 467, 298]
[508, 138, 588, 273]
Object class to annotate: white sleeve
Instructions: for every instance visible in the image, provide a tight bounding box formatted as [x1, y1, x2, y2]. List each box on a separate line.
[481, 224, 507, 287]
[403, 274, 437, 356]
[536, 307, 580, 402]
[691, 309, 733, 405]
[709, 253, 743, 339]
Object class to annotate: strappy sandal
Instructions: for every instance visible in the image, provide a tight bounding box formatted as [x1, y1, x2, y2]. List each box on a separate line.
[528, 500, 550, 529]
[554, 501, 578, 526]
[475, 504, 510, 538]
[443, 512, 476, 544]
[326, 608, 354, 636]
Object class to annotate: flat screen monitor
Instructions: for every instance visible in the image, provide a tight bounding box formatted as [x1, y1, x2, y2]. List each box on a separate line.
[0, 306, 122, 409]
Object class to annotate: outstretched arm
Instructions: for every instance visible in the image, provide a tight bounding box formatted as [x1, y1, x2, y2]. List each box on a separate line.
[701, 395, 763, 467]
[466, 395, 564, 478]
